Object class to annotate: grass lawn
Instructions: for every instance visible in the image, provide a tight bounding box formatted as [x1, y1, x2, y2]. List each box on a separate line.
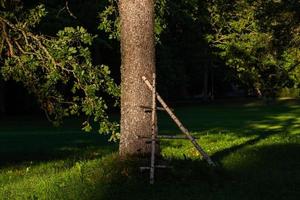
[0, 99, 299, 200]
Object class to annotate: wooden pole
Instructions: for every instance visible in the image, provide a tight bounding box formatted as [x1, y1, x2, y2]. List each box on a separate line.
[142, 76, 216, 167]
[150, 73, 157, 184]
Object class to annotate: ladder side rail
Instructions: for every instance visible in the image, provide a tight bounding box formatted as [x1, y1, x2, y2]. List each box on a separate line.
[150, 73, 157, 184]
[142, 76, 216, 167]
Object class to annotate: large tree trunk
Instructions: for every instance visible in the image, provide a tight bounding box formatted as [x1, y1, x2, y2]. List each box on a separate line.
[119, 0, 156, 155]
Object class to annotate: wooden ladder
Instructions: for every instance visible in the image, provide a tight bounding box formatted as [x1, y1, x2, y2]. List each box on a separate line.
[140, 74, 216, 184]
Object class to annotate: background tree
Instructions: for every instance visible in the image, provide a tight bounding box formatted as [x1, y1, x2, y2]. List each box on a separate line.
[206, 0, 300, 97]
[1, 0, 299, 155]
[99, 0, 224, 100]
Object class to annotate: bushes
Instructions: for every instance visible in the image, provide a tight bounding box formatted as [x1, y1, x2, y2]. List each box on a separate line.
[278, 88, 300, 98]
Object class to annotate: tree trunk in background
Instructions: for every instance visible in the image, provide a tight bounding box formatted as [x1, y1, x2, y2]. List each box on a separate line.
[254, 83, 262, 98]
[119, 0, 156, 155]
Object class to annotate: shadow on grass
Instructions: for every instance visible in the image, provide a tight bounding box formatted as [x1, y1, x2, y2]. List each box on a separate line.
[96, 99, 300, 200]
[95, 143, 299, 200]
[1, 99, 298, 168]
[0, 99, 299, 199]
[0, 117, 117, 167]
[211, 130, 276, 163]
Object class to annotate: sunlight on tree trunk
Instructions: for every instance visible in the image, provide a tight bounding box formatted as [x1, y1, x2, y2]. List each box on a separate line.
[119, 0, 156, 156]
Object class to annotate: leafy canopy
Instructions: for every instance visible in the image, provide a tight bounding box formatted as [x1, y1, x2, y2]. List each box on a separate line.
[0, 2, 120, 141]
[207, 0, 300, 96]
[98, 0, 167, 42]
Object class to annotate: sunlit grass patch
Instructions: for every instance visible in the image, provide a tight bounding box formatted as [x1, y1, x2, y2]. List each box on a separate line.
[0, 99, 299, 200]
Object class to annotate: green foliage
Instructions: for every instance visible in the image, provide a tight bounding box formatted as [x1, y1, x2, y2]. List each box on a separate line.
[207, 0, 300, 96]
[98, 0, 167, 42]
[0, 4, 120, 141]
[278, 87, 300, 98]
[98, 0, 120, 40]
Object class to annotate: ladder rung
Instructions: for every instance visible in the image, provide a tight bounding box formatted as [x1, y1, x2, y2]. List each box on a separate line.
[145, 140, 159, 144]
[139, 165, 173, 171]
[158, 135, 199, 139]
[139, 135, 199, 140]
[140, 106, 166, 112]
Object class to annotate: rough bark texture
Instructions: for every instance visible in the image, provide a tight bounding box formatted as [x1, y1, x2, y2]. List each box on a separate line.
[119, 0, 156, 155]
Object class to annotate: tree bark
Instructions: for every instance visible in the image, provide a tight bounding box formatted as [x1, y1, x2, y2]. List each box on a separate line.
[119, 0, 156, 156]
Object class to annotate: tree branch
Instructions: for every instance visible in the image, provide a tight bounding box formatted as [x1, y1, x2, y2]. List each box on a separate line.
[1, 22, 14, 56]
[288, 61, 300, 73]
[65, 1, 77, 19]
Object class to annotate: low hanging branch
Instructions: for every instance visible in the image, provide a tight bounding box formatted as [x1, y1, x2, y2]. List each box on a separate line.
[0, 5, 120, 141]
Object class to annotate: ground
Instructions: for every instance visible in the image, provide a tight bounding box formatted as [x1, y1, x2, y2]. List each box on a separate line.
[0, 99, 299, 200]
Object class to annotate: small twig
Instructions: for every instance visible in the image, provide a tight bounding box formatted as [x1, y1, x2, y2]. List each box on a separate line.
[0, 16, 16, 30]
[65, 1, 77, 19]
[288, 61, 300, 73]
[0, 38, 4, 56]
[20, 30, 29, 45]
[14, 41, 39, 59]
[56, 7, 66, 18]
[27, 33, 57, 67]
[14, 40, 25, 54]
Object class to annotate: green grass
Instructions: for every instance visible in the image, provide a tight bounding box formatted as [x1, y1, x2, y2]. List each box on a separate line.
[0, 99, 299, 200]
